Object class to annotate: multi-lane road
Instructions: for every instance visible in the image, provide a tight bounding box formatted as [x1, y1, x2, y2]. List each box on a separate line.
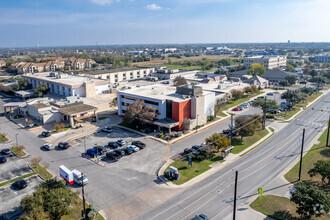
[137, 92, 329, 220]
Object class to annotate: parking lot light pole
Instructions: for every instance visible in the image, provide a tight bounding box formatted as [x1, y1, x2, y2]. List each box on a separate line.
[15, 134, 19, 147]
[81, 172, 87, 219]
[298, 128, 305, 181]
[84, 136, 86, 152]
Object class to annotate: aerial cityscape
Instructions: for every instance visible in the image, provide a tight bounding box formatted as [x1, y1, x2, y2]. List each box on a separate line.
[0, 0, 329, 220]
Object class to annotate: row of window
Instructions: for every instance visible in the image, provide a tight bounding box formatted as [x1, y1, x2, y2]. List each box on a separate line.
[121, 95, 159, 106]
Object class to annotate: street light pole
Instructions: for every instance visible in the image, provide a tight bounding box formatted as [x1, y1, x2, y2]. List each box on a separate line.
[81, 172, 87, 219]
[326, 115, 330, 147]
[233, 170, 238, 220]
[230, 115, 233, 145]
[263, 96, 267, 130]
[84, 136, 87, 152]
[15, 134, 19, 147]
[298, 128, 305, 181]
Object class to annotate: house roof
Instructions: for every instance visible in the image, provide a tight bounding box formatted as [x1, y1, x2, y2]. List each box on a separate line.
[58, 103, 97, 116]
[229, 69, 299, 81]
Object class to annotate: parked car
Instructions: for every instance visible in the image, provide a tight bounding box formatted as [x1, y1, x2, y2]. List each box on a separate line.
[58, 142, 70, 149]
[93, 146, 107, 155]
[192, 145, 202, 151]
[131, 141, 146, 149]
[86, 148, 100, 157]
[123, 148, 134, 155]
[116, 139, 125, 146]
[232, 107, 241, 111]
[43, 143, 55, 151]
[191, 214, 208, 220]
[257, 96, 265, 99]
[41, 131, 51, 137]
[267, 109, 280, 114]
[0, 156, 7, 163]
[1, 148, 11, 155]
[247, 101, 253, 105]
[108, 142, 119, 149]
[106, 151, 121, 161]
[114, 149, 125, 157]
[126, 145, 139, 152]
[237, 106, 244, 110]
[241, 103, 249, 108]
[101, 126, 112, 133]
[13, 179, 27, 189]
[184, 148, 193, 154]
[266, 92, 274, 96]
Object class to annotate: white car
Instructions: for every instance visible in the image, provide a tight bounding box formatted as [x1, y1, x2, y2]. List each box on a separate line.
[43, 143, 55, 151]
[101, 126, 112, 133]
[126, 145, 139, 152]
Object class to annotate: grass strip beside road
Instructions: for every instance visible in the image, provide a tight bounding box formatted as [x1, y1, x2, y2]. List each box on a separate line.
[276, 107, 301, 120]
[284, 128, 329, 184]
[62, 197, 105, 220]
[10, 146, 27, 158]
[0, 172, 36, 188]
[232, 129, 269, 154]
[30, 163, 53, 180]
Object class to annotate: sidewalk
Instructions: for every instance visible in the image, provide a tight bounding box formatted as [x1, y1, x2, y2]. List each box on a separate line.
[158, 126, 274, 188]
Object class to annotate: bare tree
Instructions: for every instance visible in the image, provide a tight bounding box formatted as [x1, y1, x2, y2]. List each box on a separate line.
[42, 162, 50, 169]
[30, 156, 42, 164]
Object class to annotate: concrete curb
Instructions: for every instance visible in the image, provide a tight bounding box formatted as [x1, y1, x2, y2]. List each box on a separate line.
[82, 153, 105, 167]
[157, 126, 275, 188]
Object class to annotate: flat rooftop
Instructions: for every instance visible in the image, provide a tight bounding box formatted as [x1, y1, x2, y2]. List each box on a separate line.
[119, 84, 212, 102]
[79, 67, 153, 76]
[23, 72, 107, 86]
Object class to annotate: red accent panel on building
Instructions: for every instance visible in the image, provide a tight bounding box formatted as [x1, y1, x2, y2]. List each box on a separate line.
[172, 100, 191, 130]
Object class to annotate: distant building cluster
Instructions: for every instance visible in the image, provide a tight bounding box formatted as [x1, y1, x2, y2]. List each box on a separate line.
[314, 55, 330, 63]
[243, 55, 287, 69]
[11, 57, 96, 74]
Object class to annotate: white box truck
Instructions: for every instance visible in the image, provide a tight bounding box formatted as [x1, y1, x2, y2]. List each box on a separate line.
[72, 169, 88, 185]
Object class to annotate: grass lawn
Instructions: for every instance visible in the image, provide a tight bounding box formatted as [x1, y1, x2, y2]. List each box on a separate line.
[164, 64, 202, 71]
[291, 84, 303, 88]
[231, 129, 269, 154]
[0, 133, 8, 142]
[62, 195, 105, 220]
[276, 107, 301, 119]
[0, 172, 36, 188]
[164, 155, 224, 185]
[10, 146, 27, 158]
[284, 128, 329, 184]
[30, 163, 53, 180]
[297, 92, 322, 107]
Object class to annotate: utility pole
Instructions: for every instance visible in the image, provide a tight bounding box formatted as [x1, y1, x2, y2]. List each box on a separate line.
[230, 115, 233, 145]
[81, 172, 87, 219]
[233, 171, 238, 220]
[15, 134, 19, 147]
[326, 115, 330, 147]
[298, 129, 305, 181]
[84, 136, 87, 152]
[263, 96, 267, 129]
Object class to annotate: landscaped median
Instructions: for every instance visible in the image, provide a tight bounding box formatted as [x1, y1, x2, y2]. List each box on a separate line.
[0, 133, 9, 142]
[10, 145, 27, 158]
[30, 163, 53, 180]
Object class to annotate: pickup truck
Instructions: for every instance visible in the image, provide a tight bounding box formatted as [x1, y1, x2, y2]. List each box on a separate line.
[72, 169, 88, 185]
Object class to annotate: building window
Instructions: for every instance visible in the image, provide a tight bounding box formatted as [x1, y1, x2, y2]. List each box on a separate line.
[144, 100, 159, 106]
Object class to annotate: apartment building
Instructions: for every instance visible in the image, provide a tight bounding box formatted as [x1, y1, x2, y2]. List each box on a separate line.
[117, 84, 215, 131]
[82, 67, 154, 84]
[314, 55, 330, 63]
[243, 55, 287, 69]
[0, 60, 5, 67]
[22, 72, 109, 97]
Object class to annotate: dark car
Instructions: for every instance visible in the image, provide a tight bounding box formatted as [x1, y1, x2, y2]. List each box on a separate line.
[14, 179, 27, 189]
[58, 142, 70, 149]
[192, 145, 202, 151]
[106, 152, 121, 161]
[108, 142, 119, 149]
[86, 148, 101, 157]
[191, 214, 208, 220]
[184, 148, 193, 154]
[93, 146, 107, 155]
[1, 148, 11, 155]
[0, 156, 7, 163]
[114, 149, 125, 157]
[123, 148, 134, 155]
[131, 141, 146, 149]
[116, 139, 125, 146]
[41, 131, 51, 137]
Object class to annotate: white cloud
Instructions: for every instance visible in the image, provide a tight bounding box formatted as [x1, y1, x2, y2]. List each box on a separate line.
[90, 0, 118, 5]
[146, 4, 162, 10]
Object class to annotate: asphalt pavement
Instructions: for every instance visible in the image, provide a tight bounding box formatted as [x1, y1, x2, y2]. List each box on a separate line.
[137, 91, 330, 220]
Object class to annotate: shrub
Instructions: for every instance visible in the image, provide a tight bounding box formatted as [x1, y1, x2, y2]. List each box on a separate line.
[158, 133, 164, 138]
[266, 114, 275, 119]
[207, 115, 215, 122]
[177, 131, 182, 137]
[42, 162, 49, 169]
[193, 125, 201, 130]
[30, 156, 42, 164]
[17, 145, 25, 151]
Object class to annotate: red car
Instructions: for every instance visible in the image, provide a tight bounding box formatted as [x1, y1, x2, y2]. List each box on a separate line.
[232, 107, 241, 111]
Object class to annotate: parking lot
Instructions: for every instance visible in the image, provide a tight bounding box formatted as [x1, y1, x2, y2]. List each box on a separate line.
[0, 153, 31, 183]
[0, 176, 43, 219]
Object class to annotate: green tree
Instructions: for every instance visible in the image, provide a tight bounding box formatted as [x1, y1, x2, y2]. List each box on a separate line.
[290, 182, 329, 219]
[308, 160, 330, 184]
[309, 76, 328, 84]
[247, 63, 266, 76]
[205, 133, 230, 152]
[303, 67, 312, 75]
[235, 115, 262, 139]
[173, 76, 187, 86]
[285, 63, 295, 72]
[285, 75, 297, 85]
[20, 179, 78, 220]
[12, 78, 32, 91]
[230, 89, 244, 100]
[279, 80, 289, 87]
[33, 83, 49, 97]
[218, 58, 234, 67]
[252, 98, 279, 111]
[19, 207, 51, 220]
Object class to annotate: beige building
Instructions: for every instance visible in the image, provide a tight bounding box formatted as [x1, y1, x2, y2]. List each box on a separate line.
[0, 60, 6, 67]
[82, 67, 155, 84]
[243, 55, 287, 69]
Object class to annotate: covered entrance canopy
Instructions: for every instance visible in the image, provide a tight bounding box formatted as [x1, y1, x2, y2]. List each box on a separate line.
[2, 102, 26, 115]
[14, 90, 35, 99]
[58, 103, 97, 127]
[154, 118, 179, 134]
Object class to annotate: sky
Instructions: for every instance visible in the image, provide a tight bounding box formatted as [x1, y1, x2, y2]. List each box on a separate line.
[0, 0, 329, 47]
